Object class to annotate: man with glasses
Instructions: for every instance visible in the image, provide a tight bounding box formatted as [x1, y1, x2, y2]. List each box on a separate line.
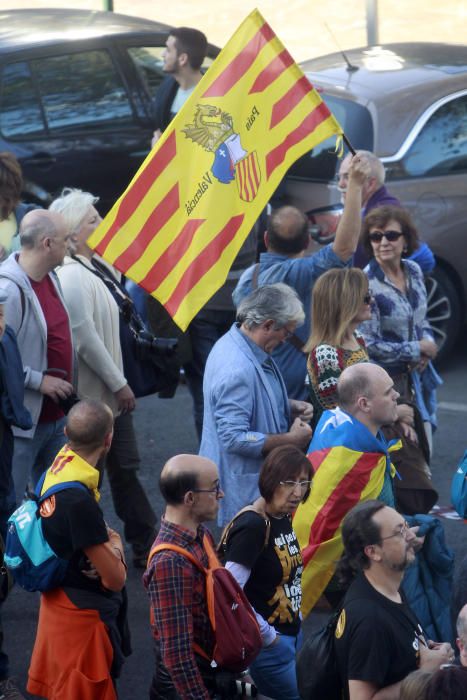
[334, 499, 454, 700]
[233, 155, 370, 400]
[144, 453, 224, 699]
[200, 283, 314, 526]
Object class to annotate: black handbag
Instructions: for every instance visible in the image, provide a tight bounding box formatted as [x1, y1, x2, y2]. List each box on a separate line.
[296, 609, 343, 700]
[76, 257, 180, 399]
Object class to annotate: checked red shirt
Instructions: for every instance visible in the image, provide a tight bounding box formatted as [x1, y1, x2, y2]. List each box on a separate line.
[143, 518, 215, 700]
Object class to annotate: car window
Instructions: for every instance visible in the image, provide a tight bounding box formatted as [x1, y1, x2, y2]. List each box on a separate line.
[0, 61, 46, 138]
[285, 95, 374, 181]
[127, 47, 165, 100]
[400, 94, 467, 177]
[32, 50, 134, 131]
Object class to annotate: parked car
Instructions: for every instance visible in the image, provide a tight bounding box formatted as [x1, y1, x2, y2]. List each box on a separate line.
[0, 9, 218, 213]
[282, 43, 467, 359]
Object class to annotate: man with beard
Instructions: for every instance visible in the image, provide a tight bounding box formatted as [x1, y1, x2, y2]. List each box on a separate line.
[334, 500, 454, 700]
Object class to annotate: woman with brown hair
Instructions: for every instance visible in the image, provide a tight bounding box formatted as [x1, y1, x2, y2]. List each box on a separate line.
[0, 151, 37, 261]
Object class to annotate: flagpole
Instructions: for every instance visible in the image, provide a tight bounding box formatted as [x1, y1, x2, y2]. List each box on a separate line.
[343, 133, 356, 155]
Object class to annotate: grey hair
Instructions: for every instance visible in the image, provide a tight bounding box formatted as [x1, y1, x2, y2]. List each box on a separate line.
[49, 187, 98, 235]
[356, 150, 386, 185]
[457, 605, 467, 643]
[237, 283, 305, 329]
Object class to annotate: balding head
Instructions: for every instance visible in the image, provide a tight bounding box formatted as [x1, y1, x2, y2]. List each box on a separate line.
[20, 209, 66, 248]
[65, 399, 114, 454]
[160, 454, 218, 506]
[337, 363, 399, 433]
[266, 206, 309, 255]
[19, 208, 69, 271]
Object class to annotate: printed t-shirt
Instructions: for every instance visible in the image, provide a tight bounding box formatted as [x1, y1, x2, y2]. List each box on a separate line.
[225, 511, 303, 636]
[335, 572, 423, 698]
[29, 275, 72, 423]
[42, 488, 109, 592]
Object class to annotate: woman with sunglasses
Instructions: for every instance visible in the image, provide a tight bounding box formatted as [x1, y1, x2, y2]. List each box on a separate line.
[359, 205, 439, 514]
[304, 267, 372, 427]
[221, 445, 312, 700]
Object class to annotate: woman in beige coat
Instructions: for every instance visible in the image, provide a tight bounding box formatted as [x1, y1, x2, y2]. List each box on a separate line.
[51, 188, 157, 568]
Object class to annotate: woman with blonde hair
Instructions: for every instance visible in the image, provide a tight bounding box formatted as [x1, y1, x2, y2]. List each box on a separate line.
[305, 267, 371, 425]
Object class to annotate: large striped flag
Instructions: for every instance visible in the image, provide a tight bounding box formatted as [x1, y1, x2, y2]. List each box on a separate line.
[293, 408, 401, 617]
[87, 10, 343, 330]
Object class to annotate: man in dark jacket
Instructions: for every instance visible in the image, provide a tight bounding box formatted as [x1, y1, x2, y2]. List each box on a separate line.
[150, 27, 208, 147]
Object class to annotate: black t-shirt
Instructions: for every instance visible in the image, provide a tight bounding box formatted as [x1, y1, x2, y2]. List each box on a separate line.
[225, 511, 303, 636]
[335, 572, 423, 697]
[42, 488, 109, 592]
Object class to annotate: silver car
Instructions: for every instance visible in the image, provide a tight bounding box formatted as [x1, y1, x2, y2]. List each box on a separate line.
[283, 42, 467, 359]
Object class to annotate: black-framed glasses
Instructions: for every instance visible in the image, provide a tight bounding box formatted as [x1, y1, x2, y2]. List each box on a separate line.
[192, 482, 223, 497]
[380, 521, 411, 541]
[279, 480, 312, 491]
[368, 230, 404, 243]
[363, 293, 372, 305]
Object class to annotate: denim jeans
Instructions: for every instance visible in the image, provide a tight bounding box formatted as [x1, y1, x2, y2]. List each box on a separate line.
[12, 417, 67, 504]
[249, 631, 302, 700]
[184, 309, 235, 440]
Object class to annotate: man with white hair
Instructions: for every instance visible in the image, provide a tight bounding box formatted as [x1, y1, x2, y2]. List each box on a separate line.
[338, 149, 434, 271]
[456, 604, 467, 667]
[200, 283, 313, 524]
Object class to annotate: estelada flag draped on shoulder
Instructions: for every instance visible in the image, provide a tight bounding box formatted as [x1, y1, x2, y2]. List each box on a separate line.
[86, 10, 343, 330]
[293, 408, 401, 618]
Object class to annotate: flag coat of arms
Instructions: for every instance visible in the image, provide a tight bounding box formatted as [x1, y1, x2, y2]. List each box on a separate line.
[87, 10, 343, 330]
[293, 408, 401, 617]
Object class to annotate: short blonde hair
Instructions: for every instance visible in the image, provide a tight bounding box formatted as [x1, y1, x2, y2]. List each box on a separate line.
[305, 268, 368, 351]
[49, 187, 98, 236]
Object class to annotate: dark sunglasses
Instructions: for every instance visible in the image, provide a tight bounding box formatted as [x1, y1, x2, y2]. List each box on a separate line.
[363, 293, 372, 305]
[368, 230, 404, 243]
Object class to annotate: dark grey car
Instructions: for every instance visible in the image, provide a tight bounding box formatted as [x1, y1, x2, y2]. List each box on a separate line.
[283, 43, 467, 358]
[0, 8, 218, 213]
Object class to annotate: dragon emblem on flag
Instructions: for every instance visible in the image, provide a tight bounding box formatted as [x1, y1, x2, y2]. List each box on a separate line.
[182, 104, 261, 202]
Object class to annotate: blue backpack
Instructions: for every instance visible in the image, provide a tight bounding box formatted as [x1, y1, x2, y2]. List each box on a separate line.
[451, 450, 467, 519]
[4, 475, 88, 592]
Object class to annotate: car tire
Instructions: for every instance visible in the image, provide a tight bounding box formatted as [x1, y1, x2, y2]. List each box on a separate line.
[425, 266, 462, 362]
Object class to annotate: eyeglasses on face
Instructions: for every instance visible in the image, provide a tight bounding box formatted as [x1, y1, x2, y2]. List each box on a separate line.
[368, 230, 404, 243]
[279, 480, 312, 491]
[363, 293, 372, 305]
[380, 521, 411, 541]
[192, 482, 223, 497]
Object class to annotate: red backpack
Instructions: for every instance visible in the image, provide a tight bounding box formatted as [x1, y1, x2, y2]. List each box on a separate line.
[148, 533, 262, 672]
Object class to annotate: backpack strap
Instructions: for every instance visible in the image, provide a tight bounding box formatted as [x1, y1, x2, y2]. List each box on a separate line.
[217, 501, 271, 555]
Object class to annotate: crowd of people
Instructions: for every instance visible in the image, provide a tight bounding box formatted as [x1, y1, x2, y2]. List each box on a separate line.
[0, 22, 465, 700]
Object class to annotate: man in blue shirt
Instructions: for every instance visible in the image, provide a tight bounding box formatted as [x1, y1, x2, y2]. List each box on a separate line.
[233, 155, 370, 400]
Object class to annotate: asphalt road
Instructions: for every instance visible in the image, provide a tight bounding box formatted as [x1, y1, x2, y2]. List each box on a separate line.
[6, 332, 467, 699]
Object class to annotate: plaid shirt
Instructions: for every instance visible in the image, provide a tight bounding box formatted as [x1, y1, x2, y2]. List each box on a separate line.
[143, 518, 215, 700]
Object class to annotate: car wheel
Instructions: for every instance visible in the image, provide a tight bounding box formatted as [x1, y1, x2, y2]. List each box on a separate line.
[425, 266, 462, 361]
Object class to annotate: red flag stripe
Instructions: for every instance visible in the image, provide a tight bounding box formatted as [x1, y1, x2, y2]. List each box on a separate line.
[139, 218, 206, 292]
[266, 102, 331, 180]
[165, 214, 245, 316]
[250, 153, 260, 190]
[301, 452, 382, 566]
[109, 184, 180, 271]
[238, 158, 251, 201]
[203, 23, 275, 98]
[270, 75, 318, 130]
[95, 132, 177, 255]
[308, 448, 331, 474]
[248, 49, 294, 94]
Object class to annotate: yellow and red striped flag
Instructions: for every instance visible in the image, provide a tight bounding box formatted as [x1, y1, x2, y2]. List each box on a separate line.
[87, 10, 343, 330]
[293, 409, 400, 617]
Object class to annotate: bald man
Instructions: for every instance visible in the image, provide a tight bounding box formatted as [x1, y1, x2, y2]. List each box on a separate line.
[0, 209, 77, 503]
[144, 454, 224, 699]
[27, 399, 129, 699]
[233, 155, 371, 400]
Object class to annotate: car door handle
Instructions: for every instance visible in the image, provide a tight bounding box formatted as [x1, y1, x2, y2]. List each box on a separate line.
[23, 153, 57, 168]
